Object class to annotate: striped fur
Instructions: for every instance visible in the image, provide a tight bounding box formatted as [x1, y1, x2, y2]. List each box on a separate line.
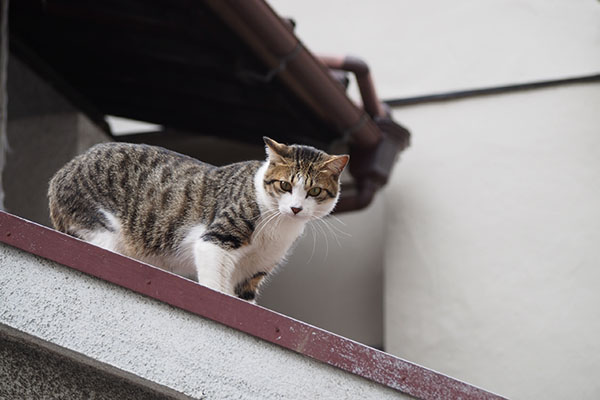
[48, 138, 348, 300]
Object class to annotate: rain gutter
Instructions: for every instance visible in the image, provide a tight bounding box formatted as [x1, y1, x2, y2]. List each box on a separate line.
[318, 54, 386, 119]
[207, 0, 381, 148]
[205, 0, 410, 212]
[317, 55, 410, 212]
[204, 0, 382, 149]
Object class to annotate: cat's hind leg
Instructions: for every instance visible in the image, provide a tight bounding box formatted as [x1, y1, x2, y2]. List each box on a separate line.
[79, 227, 121, 253]
[70, 209, 124, 254]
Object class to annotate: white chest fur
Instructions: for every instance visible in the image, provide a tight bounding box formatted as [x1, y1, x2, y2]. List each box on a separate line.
[227, 213, 305, 296]
[239, 215, 305, 271]
[228, 162, 308, 282]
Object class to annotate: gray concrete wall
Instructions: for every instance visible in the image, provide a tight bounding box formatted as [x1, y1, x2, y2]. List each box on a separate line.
[0, 241, 410, 400]
[0, 325, 190, 400]
[3, 55, 109, 227]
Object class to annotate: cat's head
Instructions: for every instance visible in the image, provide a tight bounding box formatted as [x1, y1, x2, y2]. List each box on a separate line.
[261, 137, 349, 219]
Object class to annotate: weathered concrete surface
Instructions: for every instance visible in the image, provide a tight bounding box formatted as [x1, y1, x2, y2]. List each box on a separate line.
[0, 242, 410, 399]
[0, 325, 191, 400]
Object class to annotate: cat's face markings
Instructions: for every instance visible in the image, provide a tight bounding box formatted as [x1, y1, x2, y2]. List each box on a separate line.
[262, 137, 349, 218]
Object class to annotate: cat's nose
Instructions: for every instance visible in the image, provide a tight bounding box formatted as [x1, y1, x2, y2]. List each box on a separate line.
[291, 206, 303, 215]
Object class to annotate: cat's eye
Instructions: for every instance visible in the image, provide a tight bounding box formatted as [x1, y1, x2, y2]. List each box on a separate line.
[279, 181, 292, 192]
[308, 187, 322, 197]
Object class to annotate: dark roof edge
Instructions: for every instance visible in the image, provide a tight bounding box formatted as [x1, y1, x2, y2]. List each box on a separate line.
[204, 0, 382, 149]
[204, 0, 411, 213]
[0, 211, 507, 400]
[9, 37, 112, 135]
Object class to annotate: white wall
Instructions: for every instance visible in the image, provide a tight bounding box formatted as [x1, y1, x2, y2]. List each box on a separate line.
[386, 85, 600, 399]
[270, 1, 600, 398]
[271, 0, 599, 99]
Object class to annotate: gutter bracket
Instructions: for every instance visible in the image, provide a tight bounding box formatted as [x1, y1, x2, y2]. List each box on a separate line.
[340, 114, 369, 144]
[237, 42, 303, 84]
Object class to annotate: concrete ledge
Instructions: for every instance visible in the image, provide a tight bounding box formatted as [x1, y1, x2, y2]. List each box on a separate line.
[0, 211, 506, 399]
[0, 324, 190, 400]
[0, 242, 407, 399]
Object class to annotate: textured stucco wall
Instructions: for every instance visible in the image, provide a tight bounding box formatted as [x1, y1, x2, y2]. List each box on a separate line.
[0, 325, 190, 400]
[0, 242, 410, 400]
[385, 85, 600, 399]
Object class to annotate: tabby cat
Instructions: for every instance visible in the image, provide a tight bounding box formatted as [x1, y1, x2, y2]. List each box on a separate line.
[48, 137, 348, 301]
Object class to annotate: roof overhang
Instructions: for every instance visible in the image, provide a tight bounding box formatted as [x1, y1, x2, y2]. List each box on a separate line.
[8, 0, 409, 212]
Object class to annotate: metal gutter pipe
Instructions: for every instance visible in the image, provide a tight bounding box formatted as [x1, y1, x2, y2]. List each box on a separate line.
[318, 54, 386, 119]
[205, 0, 410, 213]
[317, 55, 410, 213]
[204, 0, 382, 149]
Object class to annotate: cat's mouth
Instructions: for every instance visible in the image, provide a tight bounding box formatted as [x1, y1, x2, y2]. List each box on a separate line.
[281, 210, 311, 220]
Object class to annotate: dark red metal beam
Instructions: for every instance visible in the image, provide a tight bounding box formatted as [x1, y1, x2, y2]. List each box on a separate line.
[204, 0, 382, 149]
[0, 211, 506, 400]
[318, 54, 386, 119]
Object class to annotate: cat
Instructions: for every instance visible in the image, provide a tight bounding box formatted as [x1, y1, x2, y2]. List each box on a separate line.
[48, 137, 349, 302]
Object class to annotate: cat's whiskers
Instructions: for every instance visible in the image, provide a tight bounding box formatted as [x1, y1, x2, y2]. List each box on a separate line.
[306, 223, 317, 265]
[323, 216, 352, 238]
[328, 214, 348, 227]
[239, 213, 263, 222]
[304, 215, 352, 265]
[252, 210, 276, 236]
[317, 218, 342, 248]
[263, 210, 284, 235]
[311, 219, 329, 261]
[253, 209, 281, 239]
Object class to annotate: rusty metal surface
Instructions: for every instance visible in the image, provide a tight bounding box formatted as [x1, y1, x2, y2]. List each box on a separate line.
[0, 211, 508, 400]
[336, 116, 410, 213]
[318, 54, 386, 119]
[204, 0, 383, 149]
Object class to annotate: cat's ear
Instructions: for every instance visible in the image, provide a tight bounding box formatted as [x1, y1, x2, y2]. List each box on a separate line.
[324, 154, 349, 176]
[263, 137, 290, 163]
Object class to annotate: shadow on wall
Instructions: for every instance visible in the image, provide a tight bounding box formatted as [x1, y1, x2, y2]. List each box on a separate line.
[4, 56, 109, 227]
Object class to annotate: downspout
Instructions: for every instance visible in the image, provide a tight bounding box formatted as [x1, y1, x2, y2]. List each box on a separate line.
[318, 55, 386, 119]
[318, 55, 410, 213]
[333, 116, 409, 213]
